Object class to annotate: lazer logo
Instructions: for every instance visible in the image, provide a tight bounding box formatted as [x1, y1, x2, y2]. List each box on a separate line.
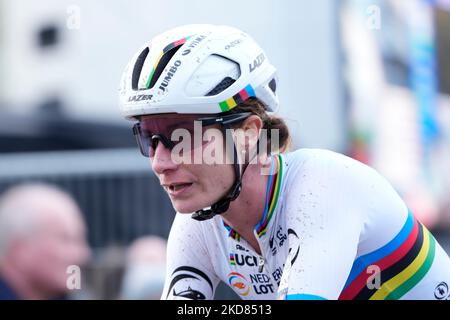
[182, 35, 206, 55]
[159, 60, 181, 92]
[249, 53, 265, 72]
[128, 94, 153, 102]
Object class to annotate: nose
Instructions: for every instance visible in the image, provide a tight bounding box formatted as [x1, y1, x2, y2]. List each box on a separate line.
[151, 141, 178, 175]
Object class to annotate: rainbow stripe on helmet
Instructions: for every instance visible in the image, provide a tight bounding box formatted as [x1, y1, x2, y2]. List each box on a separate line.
[219, 84, 255, 112]
[145, 36, 192, 89]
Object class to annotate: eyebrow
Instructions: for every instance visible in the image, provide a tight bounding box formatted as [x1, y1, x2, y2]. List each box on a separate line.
[167, 121, 194, 131]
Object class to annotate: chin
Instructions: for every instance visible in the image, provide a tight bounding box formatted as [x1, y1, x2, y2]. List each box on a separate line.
[172, 200, 199, 214]
[172, 198, 211, 214]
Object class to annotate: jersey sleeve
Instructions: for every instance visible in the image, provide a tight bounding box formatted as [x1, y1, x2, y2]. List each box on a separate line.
[278, 149, 405, 300]
[161, 213, 220, 300]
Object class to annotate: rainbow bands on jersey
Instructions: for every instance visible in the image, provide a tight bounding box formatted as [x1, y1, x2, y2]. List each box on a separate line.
[255, 155, 282, 237]
[222, 155, 283, 241]
[223, 221, 241, 241]
[339, 209, 436, 300]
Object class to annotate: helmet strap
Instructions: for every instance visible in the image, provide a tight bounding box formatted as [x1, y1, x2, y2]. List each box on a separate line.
[191, 124, 249, 221]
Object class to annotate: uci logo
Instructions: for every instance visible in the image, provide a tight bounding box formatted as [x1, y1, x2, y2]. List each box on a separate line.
[231, 253, 258, 267]
[434, 282, 449, 300]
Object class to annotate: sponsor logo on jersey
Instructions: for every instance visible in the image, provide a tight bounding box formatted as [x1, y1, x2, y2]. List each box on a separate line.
[235, 244, 249, 252]
[435, 282, 450, 300]
[250, 273, 275, 295]
[173, 286, 206, 300]
[159, 60, 181, 92]
[229, 253, 259, 267]
[269, 225, 287, 255]
[228, 272, 251, 296]
[249, 53, 265, 73]
[272, 266, 284, 286]
[166, 266, 213, 300]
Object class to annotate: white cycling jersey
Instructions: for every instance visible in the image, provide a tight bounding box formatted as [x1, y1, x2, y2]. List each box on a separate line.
[162, 149, 450, 300]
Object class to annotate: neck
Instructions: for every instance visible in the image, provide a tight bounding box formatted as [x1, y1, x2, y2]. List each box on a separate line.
[221, 155, 277, 254]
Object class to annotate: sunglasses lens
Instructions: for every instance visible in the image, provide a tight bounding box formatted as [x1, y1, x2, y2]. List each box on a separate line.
[133, 124, 151, 157]
[134, 114, 224, 158]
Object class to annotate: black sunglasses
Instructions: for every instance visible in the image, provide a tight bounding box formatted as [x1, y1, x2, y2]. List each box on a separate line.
[133, 112, 253, 157]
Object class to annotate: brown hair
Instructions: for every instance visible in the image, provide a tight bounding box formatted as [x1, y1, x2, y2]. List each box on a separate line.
[228, 98, 292, 154]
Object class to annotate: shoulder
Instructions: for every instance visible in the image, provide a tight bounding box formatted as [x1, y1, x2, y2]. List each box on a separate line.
[281, 148, 386, 189]
[167, 212, 224, 252]
[279, 148, 403, 214]
[280, 148, 406, 224]
[283, 148, 369, 171]
[167, 213, 204, 250]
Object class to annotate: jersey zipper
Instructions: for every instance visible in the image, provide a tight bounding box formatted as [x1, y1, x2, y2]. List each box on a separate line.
[253, 229, 271, 276]
[258, 256, 265, 273]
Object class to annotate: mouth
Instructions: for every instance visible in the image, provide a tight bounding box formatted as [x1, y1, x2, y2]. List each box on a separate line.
[164, 182, 194, 197]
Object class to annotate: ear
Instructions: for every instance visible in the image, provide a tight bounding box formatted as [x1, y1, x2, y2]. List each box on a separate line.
[242, 115, 263, 132]
[241, 115, 263, 148]
[232, 115, 263, 161]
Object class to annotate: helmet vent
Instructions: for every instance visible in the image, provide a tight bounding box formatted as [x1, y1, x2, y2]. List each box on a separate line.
[147, 44, 184, 89]
[269, 78, 276, 93]
[132, 47, 149, 90]
[206, 77, 236, 96]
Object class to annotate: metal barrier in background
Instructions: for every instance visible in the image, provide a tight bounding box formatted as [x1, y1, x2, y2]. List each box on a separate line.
[0, 148, 175, 248]
[0, 148, 239, 299]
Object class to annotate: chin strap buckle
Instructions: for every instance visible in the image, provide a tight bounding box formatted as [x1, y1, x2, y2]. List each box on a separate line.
[191, 209, 216, 221]
[191, 181, 242, 221]
[190, 120, 248, 222]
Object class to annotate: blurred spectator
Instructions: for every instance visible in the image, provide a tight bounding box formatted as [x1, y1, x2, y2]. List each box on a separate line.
[120, 236, 167, 300]
[0, 183, 91, 300]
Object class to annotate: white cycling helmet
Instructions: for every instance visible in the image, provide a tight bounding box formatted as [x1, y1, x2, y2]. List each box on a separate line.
[119, 24, 278, 119]
[119, 24, 279, 221]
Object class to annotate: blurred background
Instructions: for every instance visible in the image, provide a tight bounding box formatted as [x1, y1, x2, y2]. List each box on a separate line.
[0, 0, 449, 299]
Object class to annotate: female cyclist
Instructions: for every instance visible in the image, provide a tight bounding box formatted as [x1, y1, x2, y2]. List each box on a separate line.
[119, 24, 450, 300]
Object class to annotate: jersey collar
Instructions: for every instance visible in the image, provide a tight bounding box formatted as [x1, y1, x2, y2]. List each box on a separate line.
[254, 154, 283, 237]
[221, 154, 284, 241]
